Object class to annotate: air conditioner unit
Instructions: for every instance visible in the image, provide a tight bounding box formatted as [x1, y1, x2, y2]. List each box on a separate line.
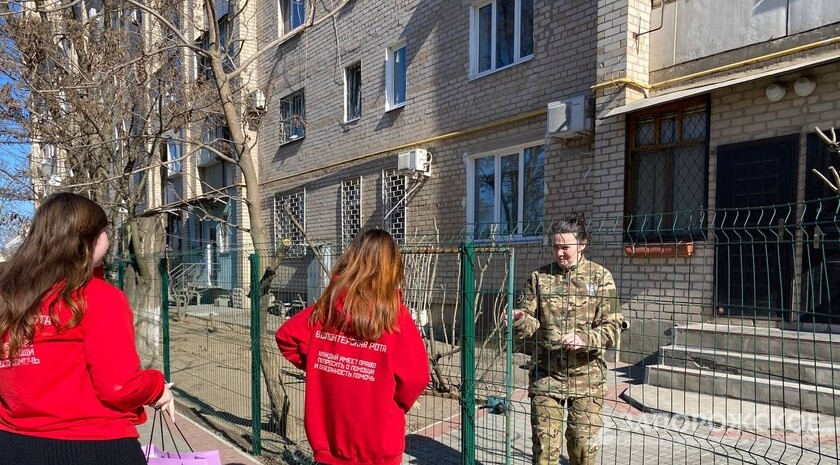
[547, 95, 592, 139]
[248, 89, 266, 112]
[398, 148, 432, 177]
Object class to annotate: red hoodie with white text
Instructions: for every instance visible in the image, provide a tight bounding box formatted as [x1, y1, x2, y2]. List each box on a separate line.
[0, 276, 165, 440]
[276, 302, 430, 465]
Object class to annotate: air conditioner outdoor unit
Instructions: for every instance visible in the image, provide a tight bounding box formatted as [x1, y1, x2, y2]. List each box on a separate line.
[248, 89, 266, 112]
[547, 95, 592, 139]
[398, 148, 432, 177]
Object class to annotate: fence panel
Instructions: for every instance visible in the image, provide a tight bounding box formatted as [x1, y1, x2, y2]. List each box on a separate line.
[128, 200, 840, 465]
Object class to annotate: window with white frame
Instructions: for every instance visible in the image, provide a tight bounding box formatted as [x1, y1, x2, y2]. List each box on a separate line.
[40, 144, 58, 177]
[382, 170, 406, 243]
[470, 0, 534, 78]
[279, 0, 306, 35]
[345, 62, 362, 122]
[280, 89, 305, 144]
[385, 42, 406, 110]
[165, 131, 183, 176]
[341, 177, 362, 247]
[274, 189, 306, 257]
[218, 222, 229, 253]
[467, 143, 544, 238]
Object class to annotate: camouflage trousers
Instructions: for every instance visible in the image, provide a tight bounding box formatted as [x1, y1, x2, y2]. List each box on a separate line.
[530, 394, 603, 465]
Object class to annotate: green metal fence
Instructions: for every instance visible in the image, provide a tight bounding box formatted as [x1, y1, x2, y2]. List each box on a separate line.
[125, 198, 840, 465]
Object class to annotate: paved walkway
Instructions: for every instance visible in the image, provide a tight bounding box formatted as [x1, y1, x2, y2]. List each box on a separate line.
[134, 361, 840, 465]
[404, 362, 840, 465]
[137, 406, 262, 465]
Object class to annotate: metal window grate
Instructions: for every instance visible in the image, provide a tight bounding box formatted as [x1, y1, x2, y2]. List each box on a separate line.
[382, 170, 406, 243]
[280, 89, 305, 144]
[273, 189, 306, 257]
[628, 98, 708, 239]
[341, 177, 362, 248]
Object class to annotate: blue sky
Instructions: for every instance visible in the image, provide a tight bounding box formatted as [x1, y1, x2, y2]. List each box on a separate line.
[0, 72, 33, 219]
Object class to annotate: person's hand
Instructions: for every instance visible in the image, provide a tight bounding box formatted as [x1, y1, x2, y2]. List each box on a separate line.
[151, 382, 176, 423]
[559, 333, 585, 350]
[501, 309, 524, 326]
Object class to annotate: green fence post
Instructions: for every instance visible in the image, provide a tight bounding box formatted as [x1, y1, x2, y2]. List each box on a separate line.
[117, 258, 125, 290]
[249, 253, 262, 455]
[159, 258, 171, 381]
[505, 250, 515, 465]
[460, 242, 476, 465]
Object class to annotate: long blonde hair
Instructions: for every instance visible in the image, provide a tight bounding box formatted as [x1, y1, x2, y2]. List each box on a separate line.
[310, 229, 403, 341]
[0, 192, 108, 359]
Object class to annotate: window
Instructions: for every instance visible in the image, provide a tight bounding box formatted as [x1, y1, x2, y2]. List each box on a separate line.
[218, 16, 235, 72]
[382, 170, 406, 243]
[341, 177, 362, 248]
[385, 43, 406, 110]
[279, 0, 306, 35]
[280, 89, 305, 144]
[218, 223, 229, 253]
[467, 143, 544, 238]
[40, 144, 57, 177]
[199, 116, 231, 166]
[470, 0, 533, 77]
[626, 96, 709, 240]
[166, 212, 183, 251]
[344, 62, 362, 122]
[196, 16, 234, 80]
[274, 189, 306, 258]
[165, 131, 183, 176]
[132, 160, 148, 212]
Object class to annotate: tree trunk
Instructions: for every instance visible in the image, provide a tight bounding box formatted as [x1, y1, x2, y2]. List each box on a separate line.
[122, 215, 166, 369]
[205, 48, 298, 440]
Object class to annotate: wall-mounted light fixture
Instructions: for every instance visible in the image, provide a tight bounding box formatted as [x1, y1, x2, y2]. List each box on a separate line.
[765, 83, 787, 102]
[793, 76, 817, 97]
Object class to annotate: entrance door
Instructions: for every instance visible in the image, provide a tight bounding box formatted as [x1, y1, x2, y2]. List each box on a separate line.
[715, 135, 798, 319]
[800, 133, 840, 323]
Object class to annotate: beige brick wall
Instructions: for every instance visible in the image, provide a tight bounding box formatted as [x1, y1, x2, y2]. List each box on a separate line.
[252, 0, 602, 307]
[255, 0, 599, 246]
[594, 19, 840, 361]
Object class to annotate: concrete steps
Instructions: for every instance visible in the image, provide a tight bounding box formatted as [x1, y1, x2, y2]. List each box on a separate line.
[674, 323, 840, 363]
[626, 323, 840, 416]
[621, 384, 837, 434]
[645, 364, 840, 415]
[660, 344, 840, 389]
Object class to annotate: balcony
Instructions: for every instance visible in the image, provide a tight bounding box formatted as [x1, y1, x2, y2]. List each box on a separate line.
[197, 149, 221, 167]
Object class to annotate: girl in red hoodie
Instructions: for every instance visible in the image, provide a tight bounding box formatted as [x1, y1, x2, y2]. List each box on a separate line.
[0, 193, 174, 465]
[276, 228, 430, 465]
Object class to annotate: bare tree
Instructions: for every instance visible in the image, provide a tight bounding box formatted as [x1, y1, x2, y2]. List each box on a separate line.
[814, 126, 840, 193]
[0, 0, 360, 443]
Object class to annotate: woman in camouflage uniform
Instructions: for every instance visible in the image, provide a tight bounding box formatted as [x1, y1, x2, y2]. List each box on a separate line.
[506, 219, 627, 465]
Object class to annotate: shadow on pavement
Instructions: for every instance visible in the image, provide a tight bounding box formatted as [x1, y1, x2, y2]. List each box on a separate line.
[405, 434, 484, 465]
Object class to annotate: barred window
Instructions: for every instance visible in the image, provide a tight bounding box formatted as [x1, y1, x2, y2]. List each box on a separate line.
[626, 96, 709, 240]
[341, 177, 362, 247]
[280, 89, 305, 144]
[382, 170, 406, 243]
[274, 189, 306, 257]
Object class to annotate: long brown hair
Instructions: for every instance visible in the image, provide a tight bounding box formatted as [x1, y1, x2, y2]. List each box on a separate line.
[0, 192, 108, 359]
[310, 229, 404, 341]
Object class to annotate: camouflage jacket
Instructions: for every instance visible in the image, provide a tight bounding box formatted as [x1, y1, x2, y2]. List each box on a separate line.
[512, 258, 625, 398]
